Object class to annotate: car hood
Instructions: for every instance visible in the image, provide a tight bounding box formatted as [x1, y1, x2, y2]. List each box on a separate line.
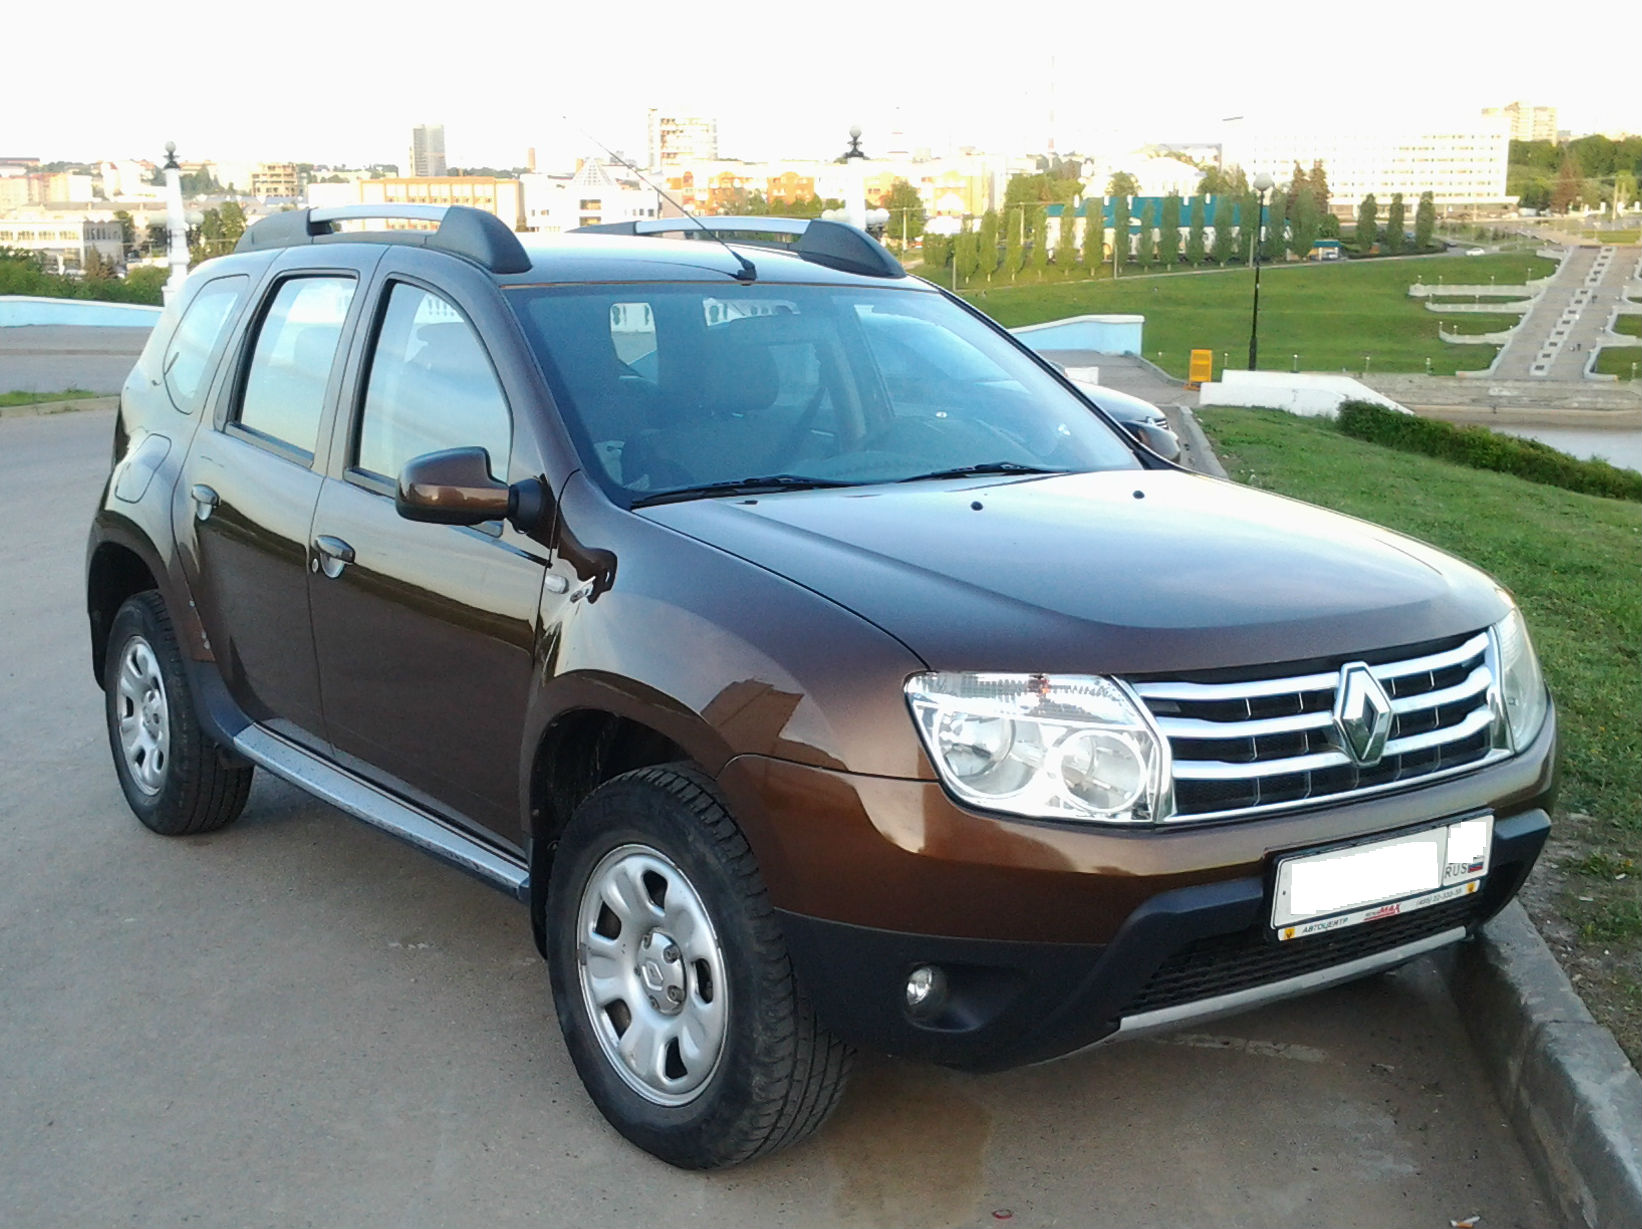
[637, 469, 1506, 675]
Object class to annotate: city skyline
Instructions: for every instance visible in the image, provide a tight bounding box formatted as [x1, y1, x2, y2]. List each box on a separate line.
[7, 4, 1635, 169]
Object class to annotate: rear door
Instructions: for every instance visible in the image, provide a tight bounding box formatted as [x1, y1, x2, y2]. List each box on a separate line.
[177, 252, 379, 747]
[306, 255, 552, 843]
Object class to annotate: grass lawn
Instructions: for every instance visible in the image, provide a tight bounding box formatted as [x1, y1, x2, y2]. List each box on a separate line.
[958, 253, 1555, 379]
[0, 388, 99, 407]
[1613, 315, 1641, 338]
[1200, 407, 1642, 1064]
[1439, 313, 1525, 336]
[1594, 346, 1642, 379]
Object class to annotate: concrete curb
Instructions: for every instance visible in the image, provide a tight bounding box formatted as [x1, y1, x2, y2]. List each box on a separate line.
[1449, 903, 1642, 1229]
[1171, 406, 1228, 479]
[0, 395, 117, 419]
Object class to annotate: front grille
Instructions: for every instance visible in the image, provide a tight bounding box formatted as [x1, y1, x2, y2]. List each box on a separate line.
[1122, 895, 1481, 1018]
[1132, 631, 1505, 821]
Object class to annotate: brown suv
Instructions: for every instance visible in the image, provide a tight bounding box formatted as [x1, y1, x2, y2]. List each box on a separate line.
[86, 206, 1556, 1169]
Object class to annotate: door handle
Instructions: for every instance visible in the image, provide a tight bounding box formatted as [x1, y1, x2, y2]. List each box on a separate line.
[189, 484, 219, 522]
[312, 535, 355, 579]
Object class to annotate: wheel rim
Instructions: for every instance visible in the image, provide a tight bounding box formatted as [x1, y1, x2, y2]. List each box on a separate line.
[576, 843, 728, 1106]
[115, 636, 170, 797]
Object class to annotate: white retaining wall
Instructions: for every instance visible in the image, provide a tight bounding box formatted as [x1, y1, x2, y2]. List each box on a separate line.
[1197, 371, 1411, 417]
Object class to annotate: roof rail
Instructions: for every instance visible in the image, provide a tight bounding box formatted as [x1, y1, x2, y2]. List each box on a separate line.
[235, 204, 532, 275]
[574, 216, 905, 280]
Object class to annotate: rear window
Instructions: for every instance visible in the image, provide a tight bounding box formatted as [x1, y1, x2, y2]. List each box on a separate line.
[508, 282, 1137, 502]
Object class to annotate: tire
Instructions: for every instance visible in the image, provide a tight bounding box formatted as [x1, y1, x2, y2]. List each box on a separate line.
[104, 591, 253, 836]
[545, 764, 852, 1168]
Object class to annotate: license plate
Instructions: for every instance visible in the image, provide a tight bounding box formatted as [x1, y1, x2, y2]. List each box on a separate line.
[1271, 814, 1492, 941]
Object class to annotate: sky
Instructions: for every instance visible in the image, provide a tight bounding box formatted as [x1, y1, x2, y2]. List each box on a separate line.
[6, 5, 1634, 170]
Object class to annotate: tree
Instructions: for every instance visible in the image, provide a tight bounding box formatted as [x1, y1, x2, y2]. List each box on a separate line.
[1186, 196, 1206, 264]
[955, 225, 979, 285]
[1356, 194, 1378, 254]
[1135, 202, 1156, 267]
[1285, 162, 1309, 212]
[1385, 193, 1406, 254]
[1159, 196, 1181, 265]
[1107, 170, 1139, 197]
[1289, 187, 1319, 261]
[1110, 194, 1131, 272]
[977, 208, 1000, 281]
[1415, 191, 1436, 251]
[1615, 171, 1638, 214]
[1028, 204, 1049, 278]
[1306, 159, 1331, 216]
[1053, 204, 1078, 271]
[1210, 195, 1234, 264]
[219, 202, 247, 244]
[1238, 191, 1258, 263]
[923, 233, 951, 277]
[1262, 191, 1287, 262]
[882, 179, 926, 244]
[82, 247, 114, 280]
[1004, 204, 1024, 279]
[1197, 164, 1247, 196]
[1518, 181, 1552, 212]
[1552, 150, 1583, 213]
[112, 210, 136, 257]
[1083, 199, 1105, 273]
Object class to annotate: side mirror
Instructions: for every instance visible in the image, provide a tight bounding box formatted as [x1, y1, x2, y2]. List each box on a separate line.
[395, 447, 548, 531]
[1123, 420, 1182, 464]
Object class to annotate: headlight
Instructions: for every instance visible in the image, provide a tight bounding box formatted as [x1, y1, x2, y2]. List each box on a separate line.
[905, 673, 1172, 823]
[1491, 603, 1548, 751]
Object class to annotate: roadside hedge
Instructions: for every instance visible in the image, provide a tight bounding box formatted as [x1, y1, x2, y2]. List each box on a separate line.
[1335, 400, 1642, 502]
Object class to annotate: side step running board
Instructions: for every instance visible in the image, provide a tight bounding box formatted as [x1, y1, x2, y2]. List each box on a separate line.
[233, 726, 530, 901]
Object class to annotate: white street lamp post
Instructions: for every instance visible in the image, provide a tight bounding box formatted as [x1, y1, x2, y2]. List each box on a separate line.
[163, 141, 189, 305]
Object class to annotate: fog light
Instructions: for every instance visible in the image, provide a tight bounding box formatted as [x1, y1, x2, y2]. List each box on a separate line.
[905, 965, 948, 1018]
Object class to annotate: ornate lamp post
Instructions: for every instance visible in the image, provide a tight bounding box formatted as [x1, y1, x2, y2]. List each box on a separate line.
[163, 141, 189, 305]
[1247, 171, 1275, 371]
[840, 125, 867, 234]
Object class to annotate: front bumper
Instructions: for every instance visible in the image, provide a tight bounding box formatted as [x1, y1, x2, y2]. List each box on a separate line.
[716, 708, 1556, 1070]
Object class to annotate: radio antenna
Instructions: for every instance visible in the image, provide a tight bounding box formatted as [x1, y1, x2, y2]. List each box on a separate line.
[568, 119, 756, 283]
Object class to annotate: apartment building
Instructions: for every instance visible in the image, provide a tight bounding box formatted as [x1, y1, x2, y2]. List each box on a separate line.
[1222, 115, 1513, 210]
[1484, 101, 1559, 143]
[647, 112, 718, 170]
[410, 124, 448, 178]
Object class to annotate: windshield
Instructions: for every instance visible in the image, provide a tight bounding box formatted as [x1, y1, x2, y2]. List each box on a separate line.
[507, 281, 1139, 503]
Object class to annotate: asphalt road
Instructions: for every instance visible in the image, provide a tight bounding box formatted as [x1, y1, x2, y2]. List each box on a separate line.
[0, 409, 1564, 1229]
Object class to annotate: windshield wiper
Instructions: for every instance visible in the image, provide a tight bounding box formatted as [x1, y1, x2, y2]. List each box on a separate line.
[894, 461, 1065, 483]
[631, 474, 857, 508]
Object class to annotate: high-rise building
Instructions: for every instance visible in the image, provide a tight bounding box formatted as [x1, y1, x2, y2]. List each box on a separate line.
[1482, 101, 1559, 144]
[410, 124, 448, 177]
[646, 111, 718, 170]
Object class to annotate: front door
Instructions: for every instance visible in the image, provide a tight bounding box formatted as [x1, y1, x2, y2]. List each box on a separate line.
[307, 276, 548, 843]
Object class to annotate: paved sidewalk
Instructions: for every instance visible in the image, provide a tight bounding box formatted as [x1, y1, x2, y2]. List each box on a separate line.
[0, 324, 149, 395]
[1494, 246, 1641, 380]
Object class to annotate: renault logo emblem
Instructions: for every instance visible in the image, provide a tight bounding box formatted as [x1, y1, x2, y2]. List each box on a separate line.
[1334, 663, 1393, 766]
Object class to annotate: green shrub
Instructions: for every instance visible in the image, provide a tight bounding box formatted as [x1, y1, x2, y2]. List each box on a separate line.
[0, 255, 164, 306]
[1335, 400, 1642, 502]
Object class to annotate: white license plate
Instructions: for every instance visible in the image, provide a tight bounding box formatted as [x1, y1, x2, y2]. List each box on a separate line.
[1271, 814, 1493, 941]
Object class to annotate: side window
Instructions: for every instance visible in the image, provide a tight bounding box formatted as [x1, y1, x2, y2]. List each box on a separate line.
[164, 276, 247, 413]
[356, 284, 511, 482]
[237, 276, 356, 457]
